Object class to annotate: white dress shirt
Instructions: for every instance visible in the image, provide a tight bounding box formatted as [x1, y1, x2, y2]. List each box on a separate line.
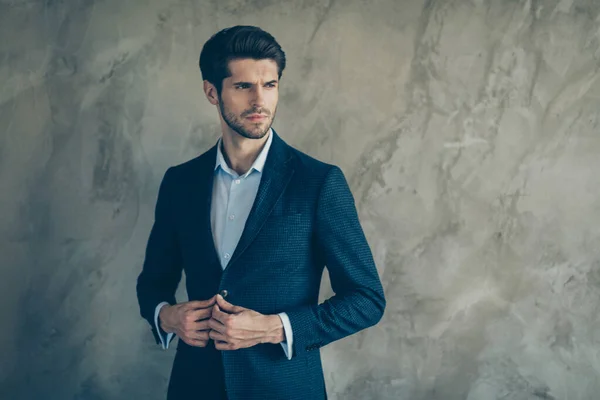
[154, 128, 294, 359]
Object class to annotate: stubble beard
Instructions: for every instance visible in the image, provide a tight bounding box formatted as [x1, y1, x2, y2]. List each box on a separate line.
[218, 97, 275, 140]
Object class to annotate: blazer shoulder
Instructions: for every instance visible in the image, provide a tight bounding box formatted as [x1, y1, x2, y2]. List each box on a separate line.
[163, 144, 217, 180]
[288, 145, 339, 181]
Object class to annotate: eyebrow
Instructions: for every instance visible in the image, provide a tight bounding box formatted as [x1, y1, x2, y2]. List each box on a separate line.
[232, 80, 278, 86]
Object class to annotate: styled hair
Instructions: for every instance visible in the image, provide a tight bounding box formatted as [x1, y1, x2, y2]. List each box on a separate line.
[199, 25, 286, 95]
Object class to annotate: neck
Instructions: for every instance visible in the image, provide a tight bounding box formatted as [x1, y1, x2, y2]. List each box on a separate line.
[220, 129, 270, 176]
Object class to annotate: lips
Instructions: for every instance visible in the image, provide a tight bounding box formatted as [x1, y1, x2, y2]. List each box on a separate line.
[246, 114, 266, 121]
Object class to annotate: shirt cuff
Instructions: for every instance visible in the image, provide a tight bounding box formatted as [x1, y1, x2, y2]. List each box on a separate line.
[154, 302, 174, 350]
[277, 312, 293, 360]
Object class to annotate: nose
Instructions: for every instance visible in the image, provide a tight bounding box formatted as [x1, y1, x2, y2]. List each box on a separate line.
[250, 85, 265, 109]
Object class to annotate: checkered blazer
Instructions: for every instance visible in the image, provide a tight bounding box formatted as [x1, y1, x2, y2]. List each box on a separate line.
[136, 129, 386, 400]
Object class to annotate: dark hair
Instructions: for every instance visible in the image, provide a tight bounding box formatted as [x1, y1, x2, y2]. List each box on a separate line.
[199, 25, 286, 95]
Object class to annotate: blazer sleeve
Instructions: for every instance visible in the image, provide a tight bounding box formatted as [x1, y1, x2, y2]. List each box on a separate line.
[284, 166, 386, 356]
[136, 167, 183, 345]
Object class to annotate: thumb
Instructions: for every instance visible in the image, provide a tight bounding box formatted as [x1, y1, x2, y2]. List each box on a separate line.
[216, 294, 244, 314]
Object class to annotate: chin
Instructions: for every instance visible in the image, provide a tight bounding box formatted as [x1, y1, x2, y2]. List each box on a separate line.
[236, 127, 270, 140]
[249, 123, 272, 136]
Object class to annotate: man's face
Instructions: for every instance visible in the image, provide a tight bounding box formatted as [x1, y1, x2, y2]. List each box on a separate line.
[216, 58, 279, 140]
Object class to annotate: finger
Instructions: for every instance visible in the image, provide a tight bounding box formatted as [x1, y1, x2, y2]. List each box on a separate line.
[187, 296, 217, 309]
[214, 337, 256, 351]
[188, 307, 213, 321]
[208, 316, 227, 334]
[211, 304, 231, 326]
[181, 309, 211, 329]
[209, 329, 227, 342]
[214, 340, 236, 351]
[182, 320, 210, 336]
[186, 296, 217, 310]
[216, 294, 244, 313]
[189, 330, 210, 341]
[189, 319, 211, 331]
[187, 338, 209, 348]
[181, 328, 207, 339]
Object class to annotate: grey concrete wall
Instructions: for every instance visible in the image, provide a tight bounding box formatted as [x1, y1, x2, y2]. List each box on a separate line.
[2, 0, 600, 399]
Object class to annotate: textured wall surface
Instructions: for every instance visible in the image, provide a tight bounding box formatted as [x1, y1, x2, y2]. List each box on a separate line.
[2, 0, 600, 399]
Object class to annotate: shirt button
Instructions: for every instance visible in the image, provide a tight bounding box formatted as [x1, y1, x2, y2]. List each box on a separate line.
[229, 214, 235, 220]
[224, 253, 230, 259]
[235, 179, 241, 184]
[220, 289, 228, 298]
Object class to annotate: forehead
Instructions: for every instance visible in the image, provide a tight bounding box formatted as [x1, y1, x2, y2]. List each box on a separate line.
[226, 58, 279, 82]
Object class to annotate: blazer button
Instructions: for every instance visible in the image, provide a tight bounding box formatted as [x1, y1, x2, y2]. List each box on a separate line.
[220, 289, 228, 298]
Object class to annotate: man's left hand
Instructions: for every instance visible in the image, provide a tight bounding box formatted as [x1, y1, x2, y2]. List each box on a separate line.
[208, 294, 285, 350]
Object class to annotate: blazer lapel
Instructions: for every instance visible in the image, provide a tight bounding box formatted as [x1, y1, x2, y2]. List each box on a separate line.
[186, 143, 220, 270]
[228, 130, 295, 268]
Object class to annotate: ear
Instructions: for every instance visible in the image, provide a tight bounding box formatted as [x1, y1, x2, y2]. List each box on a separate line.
[203, 80, 219, 105]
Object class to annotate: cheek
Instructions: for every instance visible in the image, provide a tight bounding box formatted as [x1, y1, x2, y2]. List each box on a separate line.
[267, 94, 278, 111]
[224, 101, 246, 115]
[222, 92, 246, 108]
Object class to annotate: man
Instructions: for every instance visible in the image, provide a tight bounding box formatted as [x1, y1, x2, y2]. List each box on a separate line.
[136, 25, 386, 400]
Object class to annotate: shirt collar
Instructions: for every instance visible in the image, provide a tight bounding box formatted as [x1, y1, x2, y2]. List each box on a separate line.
[214, 128, 273, 177]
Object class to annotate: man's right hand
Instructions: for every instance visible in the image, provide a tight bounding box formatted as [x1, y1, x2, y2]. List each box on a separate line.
[159, 295, 217, 347]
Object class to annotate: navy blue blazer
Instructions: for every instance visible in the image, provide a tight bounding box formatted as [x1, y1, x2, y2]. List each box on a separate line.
[136, 129, 386, 400]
